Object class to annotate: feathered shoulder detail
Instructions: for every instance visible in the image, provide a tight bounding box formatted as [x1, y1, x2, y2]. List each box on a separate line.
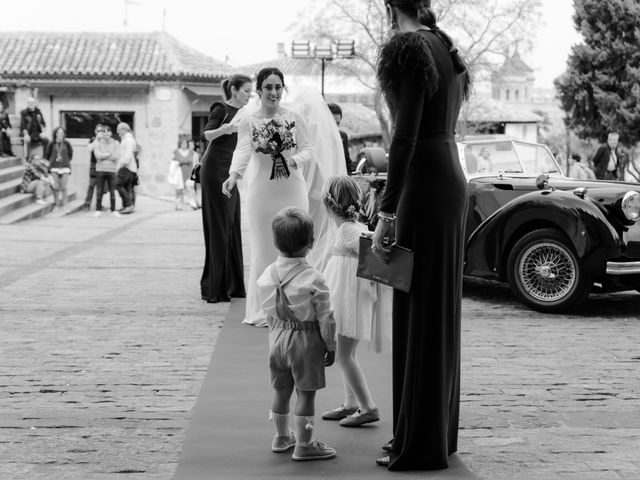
[376, 31, 439, 104]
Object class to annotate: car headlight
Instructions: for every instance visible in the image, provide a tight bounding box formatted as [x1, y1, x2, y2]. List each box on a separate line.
[621, 191, 640, 222]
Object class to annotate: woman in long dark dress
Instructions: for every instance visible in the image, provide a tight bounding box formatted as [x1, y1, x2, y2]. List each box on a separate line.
[372, 0, 471, 471]
[200, 74, 252, 303]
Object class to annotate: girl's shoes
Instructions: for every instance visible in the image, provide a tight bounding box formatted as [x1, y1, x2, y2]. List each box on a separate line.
[382, 439, 394, 452]
[376, 455, 391, 467]
[321, 404, 358, 421]
[339, 407, 380, 427]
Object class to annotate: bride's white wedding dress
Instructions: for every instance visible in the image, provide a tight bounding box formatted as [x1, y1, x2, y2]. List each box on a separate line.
[229, 109, 313, 326]
[230, 86, 347, 327]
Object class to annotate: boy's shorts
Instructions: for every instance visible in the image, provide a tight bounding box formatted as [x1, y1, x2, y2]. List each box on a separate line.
[268, 319, 326, 391]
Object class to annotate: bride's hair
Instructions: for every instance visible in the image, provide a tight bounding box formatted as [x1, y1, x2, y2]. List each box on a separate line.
[322, 175, 362, 222]
[222, 74, 252, 101]
[255, 67, 286, 92]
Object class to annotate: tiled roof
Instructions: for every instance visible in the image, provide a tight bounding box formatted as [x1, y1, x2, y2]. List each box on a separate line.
[0, 32, 232, 82]
[466, 97, 543, 123]
[494, 51, 534, 79]
[237, 56, 362, 78]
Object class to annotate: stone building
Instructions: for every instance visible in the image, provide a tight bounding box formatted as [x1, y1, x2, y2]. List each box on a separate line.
[0, 31, 231, 197]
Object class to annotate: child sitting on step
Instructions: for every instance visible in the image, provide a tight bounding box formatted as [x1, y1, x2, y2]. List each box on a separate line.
[257, 207, 337, 461]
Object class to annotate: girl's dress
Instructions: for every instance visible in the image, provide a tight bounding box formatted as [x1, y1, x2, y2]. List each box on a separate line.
[323, 222, 391, 351]
[229, 109, 313, 326]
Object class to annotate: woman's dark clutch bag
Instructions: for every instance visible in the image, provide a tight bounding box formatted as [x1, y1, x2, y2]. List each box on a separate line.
[357, 236, 414, 293]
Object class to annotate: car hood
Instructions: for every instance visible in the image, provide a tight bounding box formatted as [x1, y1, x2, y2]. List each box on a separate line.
[549, 177, 640, 198]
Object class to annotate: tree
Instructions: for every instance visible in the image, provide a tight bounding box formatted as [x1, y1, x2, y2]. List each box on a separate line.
[555, 0, 640, 147]
[290, 0, 542, 144]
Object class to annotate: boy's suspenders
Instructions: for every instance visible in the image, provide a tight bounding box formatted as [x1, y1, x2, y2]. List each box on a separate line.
[271, 263, 311, 328]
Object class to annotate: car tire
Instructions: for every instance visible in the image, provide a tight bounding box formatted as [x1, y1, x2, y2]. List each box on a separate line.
[506, 228, 591, 313]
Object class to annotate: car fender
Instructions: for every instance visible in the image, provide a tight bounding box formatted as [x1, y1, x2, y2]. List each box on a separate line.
[465, 189, 622, 280]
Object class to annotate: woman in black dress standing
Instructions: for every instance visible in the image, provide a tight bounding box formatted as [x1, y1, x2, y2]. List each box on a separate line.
[200, 74, 252, 303]
[372, 0, 471, 470]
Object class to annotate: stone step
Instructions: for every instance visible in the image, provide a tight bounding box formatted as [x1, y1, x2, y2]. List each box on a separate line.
[0, 192, 78, 224]
[0, 165, 25, 184]
[0, 177, 22, 200]
[0, 192, 34, 217]
[0, 199, 53, 224]
[0, 156, 23, 169]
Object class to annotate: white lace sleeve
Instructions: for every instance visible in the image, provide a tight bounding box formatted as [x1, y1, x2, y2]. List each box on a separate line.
[290, 113, 314, 168]
[229, 118, 252, 178]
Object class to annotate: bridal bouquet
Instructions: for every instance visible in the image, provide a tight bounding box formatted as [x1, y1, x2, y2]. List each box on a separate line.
[252, 117, 297, 180]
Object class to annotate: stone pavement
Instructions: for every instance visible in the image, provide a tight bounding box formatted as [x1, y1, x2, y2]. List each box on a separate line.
[1, 195, 639, 479]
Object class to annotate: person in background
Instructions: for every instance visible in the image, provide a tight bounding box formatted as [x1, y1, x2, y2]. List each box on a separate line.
[93, 125, 120, 217]
[131, 142, 141, 208]
[115, 122, 137, 214]
[189, 140, 202, 208]
[327, 103, 352, 174]
[20, 97, 47, 161]
[45, 127, 73, 213]
[592, 132, 620, 180]
[0, 101, 14, 157]
[170, 138, 198, 210]
[18, 155, 53, 204]
[568, 153, 596, 180]
[463, 144, 478, 173]
[83, 124, 105, 210]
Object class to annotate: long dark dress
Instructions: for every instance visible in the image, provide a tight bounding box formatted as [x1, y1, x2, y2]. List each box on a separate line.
[377, 29, 468, 470]
[200, 102, 245, 302]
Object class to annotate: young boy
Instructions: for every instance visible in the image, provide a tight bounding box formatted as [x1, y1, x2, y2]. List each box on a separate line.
[257, 207, 337, 461]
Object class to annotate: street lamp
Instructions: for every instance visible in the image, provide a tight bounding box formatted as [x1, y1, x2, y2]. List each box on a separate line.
[291, 39, 356, 98]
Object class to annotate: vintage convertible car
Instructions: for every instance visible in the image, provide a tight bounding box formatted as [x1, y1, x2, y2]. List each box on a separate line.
[353, 137, 640, 313]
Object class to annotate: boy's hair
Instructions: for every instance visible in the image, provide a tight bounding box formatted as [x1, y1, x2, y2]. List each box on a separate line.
[322, 175, 362, 222]
[272, 207, 315, 255]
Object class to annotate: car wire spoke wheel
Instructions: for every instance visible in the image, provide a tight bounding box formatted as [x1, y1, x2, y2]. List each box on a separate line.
[507, 228, 590, 313]
[519, 242, 576, 302]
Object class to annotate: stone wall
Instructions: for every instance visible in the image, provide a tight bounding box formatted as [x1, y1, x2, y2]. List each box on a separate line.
[6, 83, 201, 198]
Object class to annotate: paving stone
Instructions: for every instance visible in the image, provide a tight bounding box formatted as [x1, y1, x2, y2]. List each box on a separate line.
[1, 197, 639, 479]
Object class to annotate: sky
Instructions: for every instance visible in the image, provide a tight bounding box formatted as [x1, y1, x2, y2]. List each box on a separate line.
[2, 0, 582, 89]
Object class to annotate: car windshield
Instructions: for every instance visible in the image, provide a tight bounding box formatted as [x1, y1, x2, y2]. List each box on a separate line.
[461, 140, 561, 176]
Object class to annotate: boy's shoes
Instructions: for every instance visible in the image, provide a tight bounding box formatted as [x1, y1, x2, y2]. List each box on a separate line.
[321, 404, 358, 421]
[339, 408, 380, 427]
[93, 211, 102, 218]
[292, 440, 336, 461]
[112, 211, 122, 218]
[272, 430, 296, 453]
[35, 199, 47, 205]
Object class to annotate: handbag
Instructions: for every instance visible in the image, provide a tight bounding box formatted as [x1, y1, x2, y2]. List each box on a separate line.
[356, 235, 414, 293]
[190, 162, 201, 183]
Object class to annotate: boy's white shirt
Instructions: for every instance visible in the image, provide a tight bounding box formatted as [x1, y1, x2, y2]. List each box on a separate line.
[257, 256, 336, 352]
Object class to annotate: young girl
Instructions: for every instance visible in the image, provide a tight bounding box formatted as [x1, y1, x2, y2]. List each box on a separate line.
[321, 175, 391, 427]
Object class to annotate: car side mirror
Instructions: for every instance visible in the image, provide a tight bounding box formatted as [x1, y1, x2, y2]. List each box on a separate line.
[535, 173, 550, 190]
[355, 147, 387, 174]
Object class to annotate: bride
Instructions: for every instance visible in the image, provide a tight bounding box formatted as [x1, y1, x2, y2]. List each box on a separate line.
[222, 68, 346, 327]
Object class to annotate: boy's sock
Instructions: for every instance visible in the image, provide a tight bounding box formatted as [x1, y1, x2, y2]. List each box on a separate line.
[270, 411, 295, 453]
[292, 415, 336, 461]
[270, 410, 290, 437]
[294, 415, 314, 446]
